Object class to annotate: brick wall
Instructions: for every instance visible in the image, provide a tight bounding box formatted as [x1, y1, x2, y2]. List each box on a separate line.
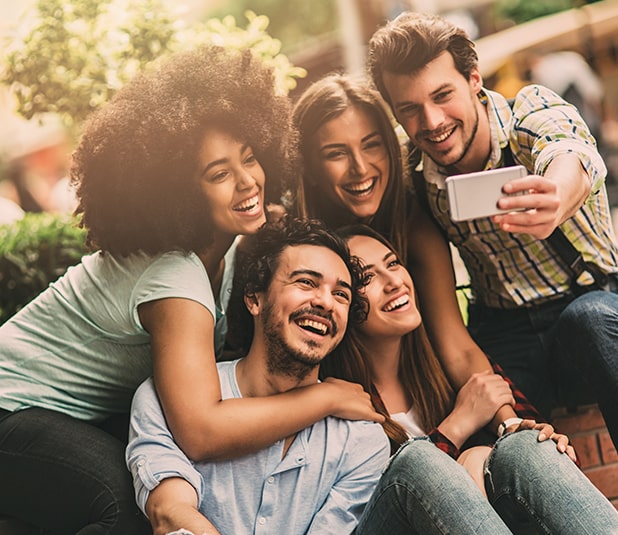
[551, 404, 618, 508]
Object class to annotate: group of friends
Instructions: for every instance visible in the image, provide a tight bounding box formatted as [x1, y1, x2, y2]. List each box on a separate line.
[1, 11, 618, 535]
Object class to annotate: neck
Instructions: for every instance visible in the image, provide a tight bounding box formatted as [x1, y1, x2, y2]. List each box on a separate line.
[235, 338, 319, 398]
[359, 333, 411, 414]
[360, 333, 401, 388]
[198, 234, 235, 292]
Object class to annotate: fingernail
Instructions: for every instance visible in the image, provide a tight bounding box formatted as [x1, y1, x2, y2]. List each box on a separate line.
[559, 444, 566, 452]
[538, 433, 546, 441]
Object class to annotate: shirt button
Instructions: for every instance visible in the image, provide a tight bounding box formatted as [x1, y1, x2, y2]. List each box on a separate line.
[258, 517, 266, 525]
[296, 456, 304, 464]
[267, 476, 274, 484]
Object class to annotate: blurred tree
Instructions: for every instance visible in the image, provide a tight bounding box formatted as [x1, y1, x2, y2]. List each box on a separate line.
[1, 0, 306, 133]
[495, 0, 600, 24]
[207, 0, 337, 52]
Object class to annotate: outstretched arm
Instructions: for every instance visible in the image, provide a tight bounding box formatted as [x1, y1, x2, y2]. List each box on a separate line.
[140, 298, 382, 462]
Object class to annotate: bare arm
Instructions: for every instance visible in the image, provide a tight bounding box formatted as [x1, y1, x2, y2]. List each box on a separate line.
[494, 152, 591, 239]
[139, 298, 382, 462]
[146, 478, 221, 535]
[406, 200, 517, 432]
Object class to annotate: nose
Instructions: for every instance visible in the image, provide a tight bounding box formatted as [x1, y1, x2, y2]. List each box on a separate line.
[421, 103, 444, 130]
[383, 270, 404, 292]
[310, 286, 335, 311]
[236, 168, 256, 190]
[349, 150, 368, 177]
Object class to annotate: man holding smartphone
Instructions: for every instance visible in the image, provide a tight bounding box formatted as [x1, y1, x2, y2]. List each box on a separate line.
[368, 11, 618, 448]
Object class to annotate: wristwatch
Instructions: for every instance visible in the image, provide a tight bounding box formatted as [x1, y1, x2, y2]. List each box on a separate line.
[497, 417, 523, 437]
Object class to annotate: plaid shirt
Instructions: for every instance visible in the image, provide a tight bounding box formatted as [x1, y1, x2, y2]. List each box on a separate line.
[418, 85, 618, 308]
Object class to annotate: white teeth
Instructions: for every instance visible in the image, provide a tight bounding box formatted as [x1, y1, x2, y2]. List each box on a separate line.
[297, 318, 328, 334]
[428, 129, 453, 143]
[344, 178, 375, 195]
[383, 295, 409, 312]
[234, 194, 259, 211]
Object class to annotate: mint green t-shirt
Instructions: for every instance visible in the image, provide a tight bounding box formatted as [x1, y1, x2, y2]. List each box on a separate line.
[0, 243, 236, 421]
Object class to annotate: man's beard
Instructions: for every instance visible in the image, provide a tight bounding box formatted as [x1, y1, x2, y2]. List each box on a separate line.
[426, 95, 479, 171]
[261, 302, 336, 381]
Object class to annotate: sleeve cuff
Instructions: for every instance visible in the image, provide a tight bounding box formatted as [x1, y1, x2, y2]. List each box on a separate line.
[427, 428, 461, 459]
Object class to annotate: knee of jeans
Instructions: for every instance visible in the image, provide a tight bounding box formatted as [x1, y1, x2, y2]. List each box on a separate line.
[387, 438, 467, 489]
[486, 430, 558, 483]
[560, 291, 618, 331]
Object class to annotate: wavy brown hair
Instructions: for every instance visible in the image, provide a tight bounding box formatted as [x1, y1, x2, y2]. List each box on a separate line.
[291, 73, 409, 260]
[368, 11, 477, 105]
[71, 45, 296, 256]
[321, 224, 454, 451]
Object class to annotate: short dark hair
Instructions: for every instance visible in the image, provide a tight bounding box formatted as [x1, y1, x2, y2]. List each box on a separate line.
[226, 216, 368, 354]
[368, 12, 478, 104]
[71, 45, 296, 255]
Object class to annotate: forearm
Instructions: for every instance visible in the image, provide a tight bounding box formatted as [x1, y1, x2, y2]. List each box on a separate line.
[146, 478, 221, 535]
[544, 152, 591, 224]
[172, 383, 337, 462]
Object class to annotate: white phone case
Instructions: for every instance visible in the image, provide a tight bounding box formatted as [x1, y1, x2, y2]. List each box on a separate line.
[445, 165, 527, 222]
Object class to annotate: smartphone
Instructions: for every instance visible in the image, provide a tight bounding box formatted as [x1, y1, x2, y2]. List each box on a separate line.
[445, 165, 527, 222]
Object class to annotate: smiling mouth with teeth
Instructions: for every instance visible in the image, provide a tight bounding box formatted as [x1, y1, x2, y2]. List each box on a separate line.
[343, 178, 376, 197]
[296, 318, 330, 336]
[428, 126, 456, 144]
[233, 194, 260, 212]
[383, 295, 409, 312]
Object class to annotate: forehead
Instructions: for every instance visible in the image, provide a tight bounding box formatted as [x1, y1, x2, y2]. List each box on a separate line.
[198, 126, 244, 162]
[316, 106, 379, 143]
[348, 235, 389, 262]
[276, 244, 351, 284]
[383, 51, 461, 102]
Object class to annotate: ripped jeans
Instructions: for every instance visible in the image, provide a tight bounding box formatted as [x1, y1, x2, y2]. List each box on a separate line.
[354, 431, 618, 534]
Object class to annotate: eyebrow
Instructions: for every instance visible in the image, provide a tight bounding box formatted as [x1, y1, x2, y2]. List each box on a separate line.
[290, 268, 352, 292]
[394, 83, 452, 112]
[361, 251, 396, 272]
[200, 142, 250, 177]
[320, 131, 381, 152]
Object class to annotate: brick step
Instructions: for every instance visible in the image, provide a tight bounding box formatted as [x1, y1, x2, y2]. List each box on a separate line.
[551, 404, 618, 509]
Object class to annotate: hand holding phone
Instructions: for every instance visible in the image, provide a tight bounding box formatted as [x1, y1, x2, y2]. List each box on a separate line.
[445, 165, 527, 222]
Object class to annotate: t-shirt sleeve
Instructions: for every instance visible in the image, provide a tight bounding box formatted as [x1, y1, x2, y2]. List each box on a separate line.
[131, 251, 216, 329]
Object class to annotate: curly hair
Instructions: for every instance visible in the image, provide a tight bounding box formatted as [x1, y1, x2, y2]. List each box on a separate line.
[291, 73, 409, 260]
[368, 12, 477, 105]
[226, 215, 368, 355]
[70, 45, 297, 255]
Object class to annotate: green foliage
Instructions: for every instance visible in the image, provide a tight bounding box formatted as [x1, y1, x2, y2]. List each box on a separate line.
[208, 0, 337, 52]
[495, 0, 580, 24]
[1, 0, 306, 131]
[0, 212, 88, 324]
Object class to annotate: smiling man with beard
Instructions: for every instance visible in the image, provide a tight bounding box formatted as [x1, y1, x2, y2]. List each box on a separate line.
[126, 216, 390, 535]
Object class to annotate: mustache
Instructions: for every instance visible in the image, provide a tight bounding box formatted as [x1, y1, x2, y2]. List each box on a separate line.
[289, 307, 338, 336]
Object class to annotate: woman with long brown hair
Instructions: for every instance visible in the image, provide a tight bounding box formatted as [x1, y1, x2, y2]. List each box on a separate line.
[322, 224, 618, 534]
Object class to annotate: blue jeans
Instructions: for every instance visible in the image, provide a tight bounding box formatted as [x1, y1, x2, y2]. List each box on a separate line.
[468, 289, 618, 447]
[355, 432, 618, 534]
[0, 407, 151, 534]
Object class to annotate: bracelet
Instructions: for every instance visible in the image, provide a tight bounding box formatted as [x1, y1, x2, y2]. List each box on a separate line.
[497, 417, 523, 437]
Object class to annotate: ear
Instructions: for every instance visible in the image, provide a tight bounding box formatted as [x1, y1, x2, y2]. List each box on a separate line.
[244, 291, 261, 317]
[469, 67, 483, 94]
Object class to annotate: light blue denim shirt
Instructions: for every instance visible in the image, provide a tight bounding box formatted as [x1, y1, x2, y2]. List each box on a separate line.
[127, 360, 390, 535]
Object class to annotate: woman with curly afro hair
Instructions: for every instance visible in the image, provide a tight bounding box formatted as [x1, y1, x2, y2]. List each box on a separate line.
[0, 45, 374, 534]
